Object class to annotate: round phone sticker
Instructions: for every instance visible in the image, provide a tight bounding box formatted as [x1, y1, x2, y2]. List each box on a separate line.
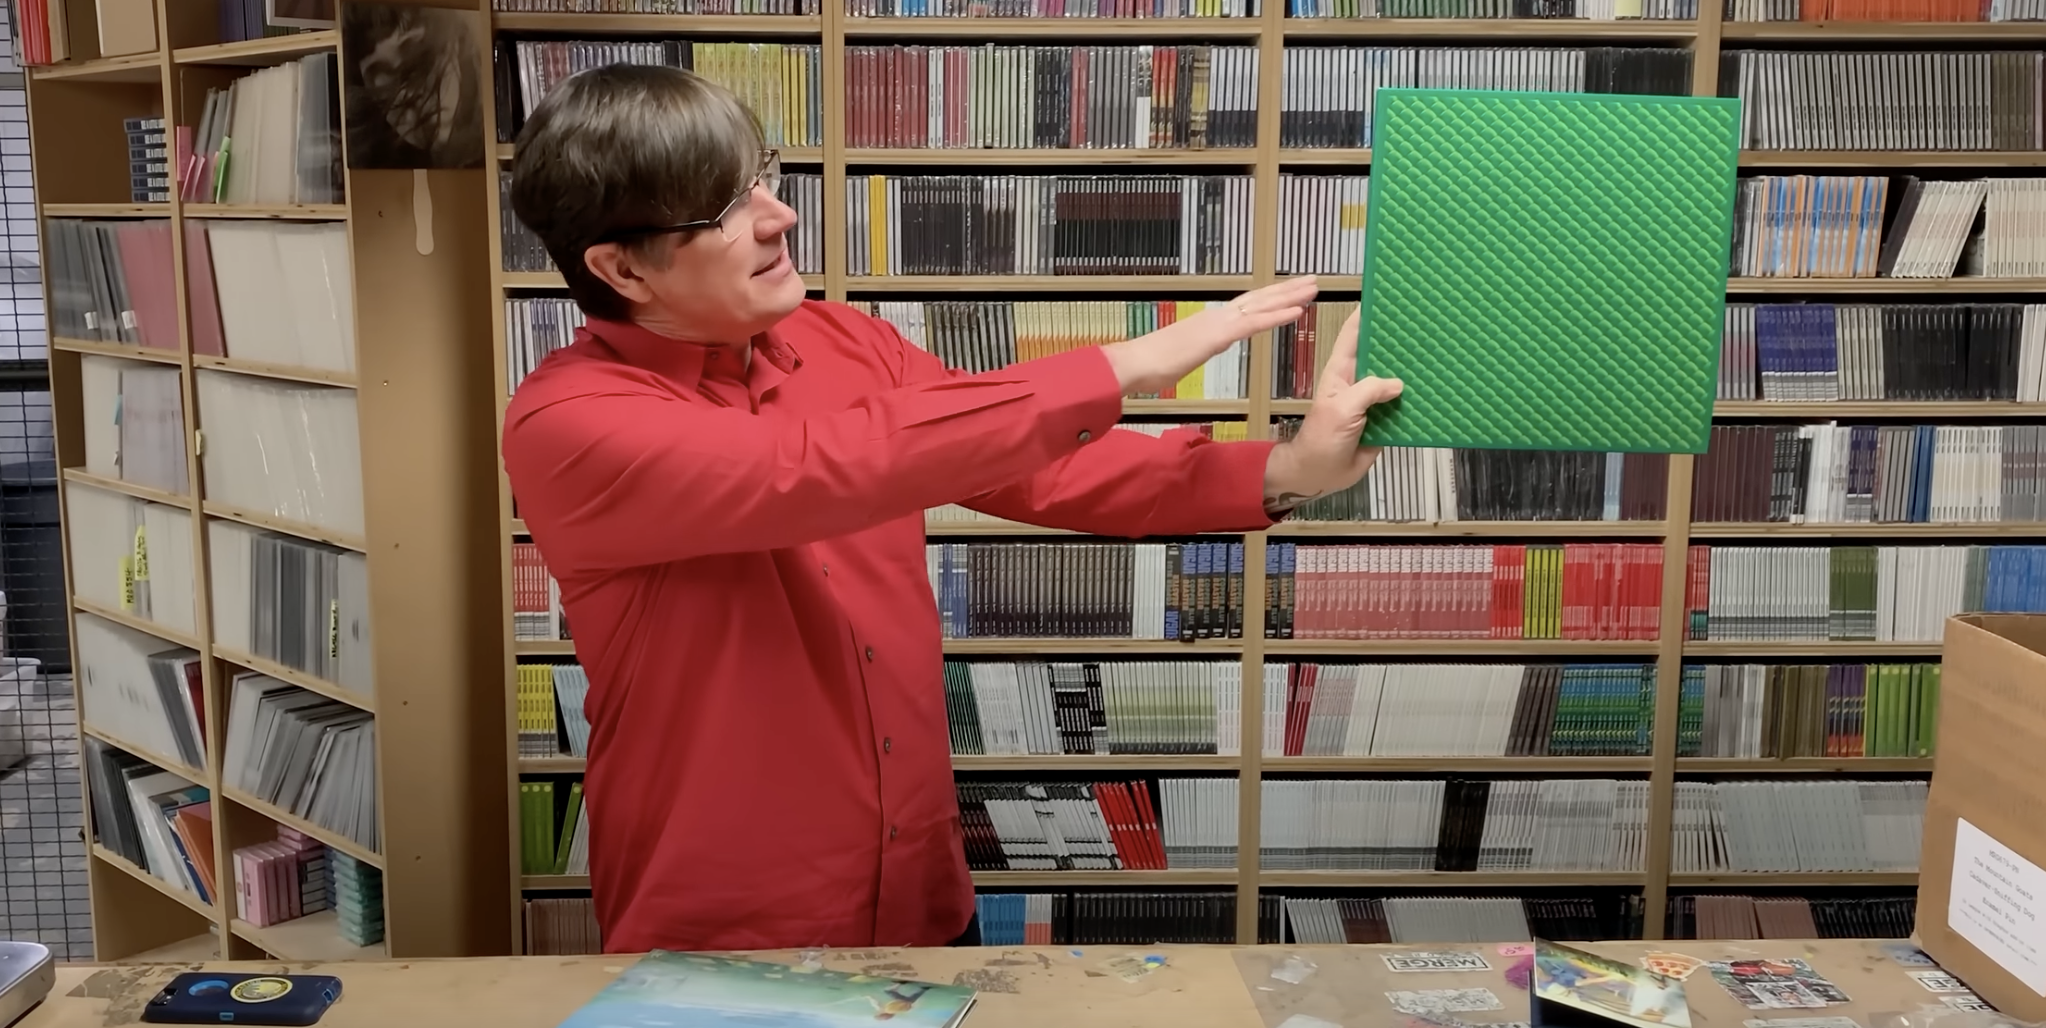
[229, 977, 294, 1003]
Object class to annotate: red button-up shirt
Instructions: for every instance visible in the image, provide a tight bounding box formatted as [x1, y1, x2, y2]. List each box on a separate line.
[500, 300, 1278, 954]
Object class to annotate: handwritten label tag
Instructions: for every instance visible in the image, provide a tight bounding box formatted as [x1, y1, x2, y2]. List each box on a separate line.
[1950, 817, 2046, 995]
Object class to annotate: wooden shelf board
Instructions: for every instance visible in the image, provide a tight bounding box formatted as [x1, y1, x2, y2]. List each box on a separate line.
[92, 844, 216, 921]
[1124, 398, 1250, 414]
[1721, 19, 2046, 38]
[846, 148, 1257, 165]
[942, 638, 1243, 654]
[501, 271, 566, 290]
[29, 52, 163, 81]
[61, 467, 192, 509]
[1730, 276, 2046, 293]
[51, 336, 183, 365]
[843, 16, 1260, 36]
[220, 784, 384, 870]
[971, 869, 1235, 886]
[520, 756, 587, 773]
[954, 754, 1241, 771]
[1265, 638, 1660, 656]
[193, 354, 358, 388]
[845, 275, 1258, 292]
[231, 912, 387, 962]
[183, 203, 350, 220]
[80, 724, 207, 787]
[523, 874, 591, 889]
[1280, 17, 1696, 37]
[1271, 520, 1668, 537]
[516, 640, 577, 656]
[42, 203, 171, 216]
[495, 12, 823, 31]
[1279, 148, 1371, 164]
[1260, 870, 1648, 886]
[511, 518, 530, 535]
[213, 644, 375, 714]
[1691, 522, 2046, 537]
[1676, 757, 1933, 773]
[1683, 640, 1944, 657]
[925, 519, 1080, 536]
[1263, 756, 1653, 772]
[1742, 150, 2046, 167]
[200, 500, 366, 553]
[1715, 401, 2046, 417]
[173, 30, 337, 65]
[496, 143, 822, 162]
[1667, 871, 1919, 886]
[126, 932, 221, 962]
[73, 597, 204, 650]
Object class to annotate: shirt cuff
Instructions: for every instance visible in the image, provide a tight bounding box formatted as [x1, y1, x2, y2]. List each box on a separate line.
[1186, 437, 1285, 532]
[1014, 345, 1126, 450]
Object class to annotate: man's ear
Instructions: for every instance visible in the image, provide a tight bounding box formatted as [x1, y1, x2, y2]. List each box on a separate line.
[582, 242, 656, 305]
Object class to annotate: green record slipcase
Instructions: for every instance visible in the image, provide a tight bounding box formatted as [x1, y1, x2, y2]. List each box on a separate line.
[1353, 87, 1742, 455]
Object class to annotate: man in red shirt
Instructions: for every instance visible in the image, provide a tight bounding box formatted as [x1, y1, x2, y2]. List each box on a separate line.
[502, 65, 1404, 954]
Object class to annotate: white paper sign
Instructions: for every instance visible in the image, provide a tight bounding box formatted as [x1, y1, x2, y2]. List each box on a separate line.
[1950, 817, 2046, 995]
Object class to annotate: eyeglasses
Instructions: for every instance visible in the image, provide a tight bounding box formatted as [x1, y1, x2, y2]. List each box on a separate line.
[598, 149, 783, 246]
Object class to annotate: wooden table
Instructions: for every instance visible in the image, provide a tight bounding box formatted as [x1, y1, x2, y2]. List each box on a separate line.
[12, 938, 1984, 1027]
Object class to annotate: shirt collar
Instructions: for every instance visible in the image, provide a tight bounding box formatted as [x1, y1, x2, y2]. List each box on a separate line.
[581, 315, 803, 393]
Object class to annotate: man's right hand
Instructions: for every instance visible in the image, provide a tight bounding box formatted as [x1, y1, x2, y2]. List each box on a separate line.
[1100, 276, 1320, 397]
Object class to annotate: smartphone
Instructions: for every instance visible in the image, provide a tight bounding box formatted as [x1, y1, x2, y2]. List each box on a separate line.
[140, 972, 343, 1025]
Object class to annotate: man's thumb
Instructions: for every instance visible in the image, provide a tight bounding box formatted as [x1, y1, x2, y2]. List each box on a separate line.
[1339, 375, 1404, 415]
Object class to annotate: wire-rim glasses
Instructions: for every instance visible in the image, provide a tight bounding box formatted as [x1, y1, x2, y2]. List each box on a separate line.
[596, 149, 782, 246]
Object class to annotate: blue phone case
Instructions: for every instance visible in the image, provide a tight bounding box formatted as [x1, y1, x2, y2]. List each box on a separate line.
[141, 972, 343, 1025]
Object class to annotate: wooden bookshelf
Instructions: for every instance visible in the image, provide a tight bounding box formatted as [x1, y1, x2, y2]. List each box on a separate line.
[28, 3, 508, 964]
[474, 0, 2009, 954]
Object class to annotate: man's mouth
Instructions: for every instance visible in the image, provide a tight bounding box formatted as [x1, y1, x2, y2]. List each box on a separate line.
[753, 249, 789, 276]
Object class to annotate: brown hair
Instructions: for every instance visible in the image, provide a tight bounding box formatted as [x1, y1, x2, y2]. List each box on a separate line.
[509, 64, 763, 322]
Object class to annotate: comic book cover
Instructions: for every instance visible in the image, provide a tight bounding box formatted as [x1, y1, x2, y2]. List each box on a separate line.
[1532, 939, 1691, 1028]
[554, 951, 978, 1028]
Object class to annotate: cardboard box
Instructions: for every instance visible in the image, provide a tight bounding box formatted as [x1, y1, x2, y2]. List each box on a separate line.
[1918, 614, 2046, 1023]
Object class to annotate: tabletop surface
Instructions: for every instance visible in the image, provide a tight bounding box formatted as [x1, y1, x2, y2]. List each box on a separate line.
[9, 937, 1994, 1028]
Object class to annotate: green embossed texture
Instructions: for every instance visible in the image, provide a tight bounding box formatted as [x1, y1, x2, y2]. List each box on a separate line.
[1354, 88, 1740, 455]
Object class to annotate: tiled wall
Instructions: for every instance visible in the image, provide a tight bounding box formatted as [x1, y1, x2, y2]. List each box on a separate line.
[0, 0, 87, 961]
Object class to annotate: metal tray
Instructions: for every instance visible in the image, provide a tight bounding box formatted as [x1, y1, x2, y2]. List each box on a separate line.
[0, 941, 54, 1028]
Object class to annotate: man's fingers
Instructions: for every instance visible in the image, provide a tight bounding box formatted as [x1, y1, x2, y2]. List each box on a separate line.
[1316, 308, 1365, 400]
[1335, 373, 1404, 417]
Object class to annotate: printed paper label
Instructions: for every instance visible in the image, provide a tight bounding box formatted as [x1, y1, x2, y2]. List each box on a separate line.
[1742, 1019, 1861, 1028]
[1881, 944, 1936, 967]
[1385, 952, 1492, 973]
[1386, 989, 1503, 1016]
[1909, 970, 1973, 993]
[1950, 817, 2046, 995]
[1942, 994, 1996, 1012]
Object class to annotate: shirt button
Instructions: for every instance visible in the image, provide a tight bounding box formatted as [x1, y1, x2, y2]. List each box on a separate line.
[865, 646, 875, 661]
[890, 825, 899, 841]
[883, 737, 892, 753]
[1077, 429, 1091, 442]
[822, 563, 829, 576]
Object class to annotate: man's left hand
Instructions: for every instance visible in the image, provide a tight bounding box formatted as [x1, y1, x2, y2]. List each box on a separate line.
[1261, 308, 1404, 516]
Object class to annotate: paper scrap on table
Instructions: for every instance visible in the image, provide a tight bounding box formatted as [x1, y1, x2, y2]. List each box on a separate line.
[1386, 988, 1504, 1016]
[1276, 1015, 1344, 1028]
[1272, 955, 1319, 984]
[1098, 953, 1167, 982]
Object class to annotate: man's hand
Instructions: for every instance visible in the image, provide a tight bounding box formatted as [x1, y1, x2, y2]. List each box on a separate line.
[1101, 277, 1319, 397]
[1262, 308, 1404, 515]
